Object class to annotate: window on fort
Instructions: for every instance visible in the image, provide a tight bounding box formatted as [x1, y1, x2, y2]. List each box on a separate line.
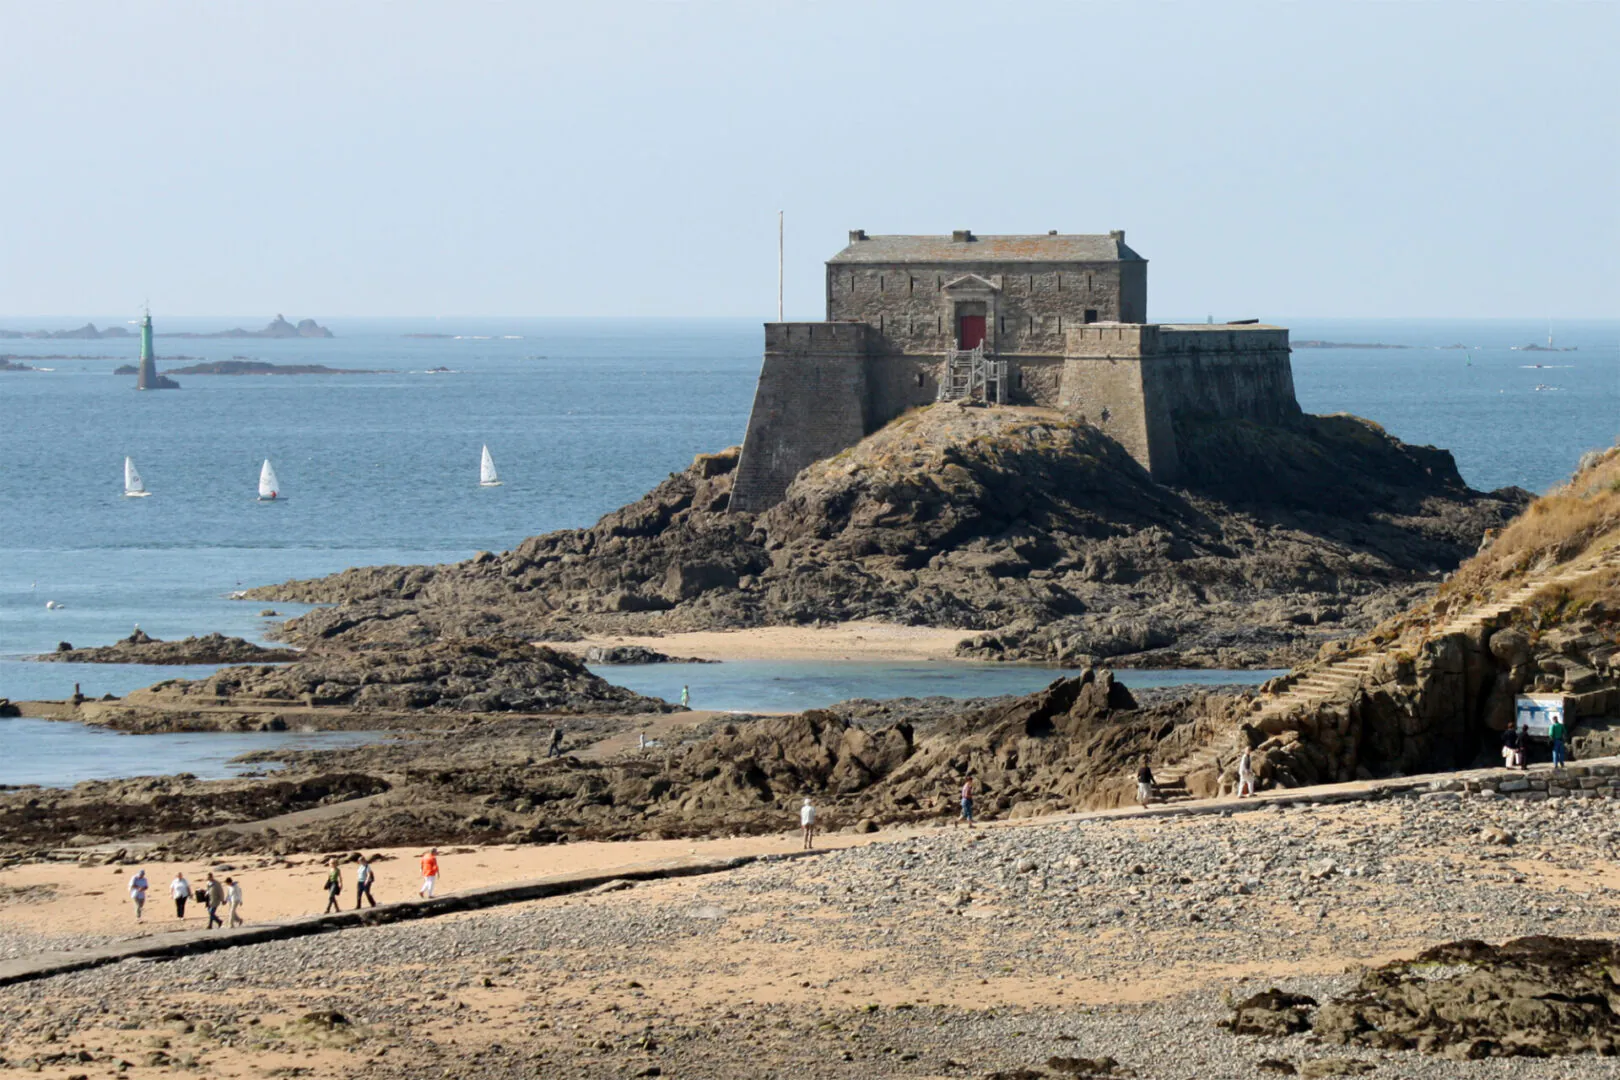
[879, 275, 885, 291]
[908, 276, 914, 296]
[1016, 371, 1025, 389]
[1057, 273, 1063, 291]
[999, 316, 1006, 334]
[1027, 316, 1034, 334]
[1084, 309, 1099, 324]
[915, 372, 924, 388]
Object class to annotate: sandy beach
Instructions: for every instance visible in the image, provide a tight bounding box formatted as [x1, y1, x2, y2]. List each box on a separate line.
[560, 620, 985, 663]
[0, 827, 912, 954]
[5, 788, 1620, 1078]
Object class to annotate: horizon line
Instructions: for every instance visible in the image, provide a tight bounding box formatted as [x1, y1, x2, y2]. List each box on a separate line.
[3, 314, 1618, 324]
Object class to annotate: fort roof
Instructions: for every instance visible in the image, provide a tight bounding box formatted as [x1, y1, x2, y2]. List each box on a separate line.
[829, 230, 1144, 265]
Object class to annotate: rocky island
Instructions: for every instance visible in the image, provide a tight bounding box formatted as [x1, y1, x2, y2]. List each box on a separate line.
[0, 322, 133, 340]
[160, 359, 391, 375]
[253, 403, 1525, 670]
[157, 314, 335, 339]
[35, 630, 301, 666]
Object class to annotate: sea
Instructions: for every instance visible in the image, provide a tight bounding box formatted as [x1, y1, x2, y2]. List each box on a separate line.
[1, 316, 1615, 785]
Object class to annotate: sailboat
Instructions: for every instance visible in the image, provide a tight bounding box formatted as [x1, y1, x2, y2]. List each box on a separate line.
[479, 445, 502, 487]
[258, 459, 281, 501]
[123, 456, 151, 497]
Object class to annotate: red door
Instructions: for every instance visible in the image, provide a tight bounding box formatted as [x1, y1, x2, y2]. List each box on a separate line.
[958, 315, 986, 349]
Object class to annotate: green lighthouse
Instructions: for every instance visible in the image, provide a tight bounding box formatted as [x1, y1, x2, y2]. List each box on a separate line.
[135, 310, 179, 390]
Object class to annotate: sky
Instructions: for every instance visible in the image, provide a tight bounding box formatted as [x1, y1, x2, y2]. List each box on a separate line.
[1, 1, 1615, 320]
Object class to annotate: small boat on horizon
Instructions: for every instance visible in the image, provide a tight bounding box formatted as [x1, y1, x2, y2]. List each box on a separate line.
[480, 445, 502, 487]
[258, 459, 282, 501]
[123, 456, 151, 497]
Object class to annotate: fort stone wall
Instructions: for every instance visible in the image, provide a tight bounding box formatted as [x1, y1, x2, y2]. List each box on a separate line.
[826, 261, 1141, 356]
[730, 323, 875, 513]
[1058, 324, 1296, 482]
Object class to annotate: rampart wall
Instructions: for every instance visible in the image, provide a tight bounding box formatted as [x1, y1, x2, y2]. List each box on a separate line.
[732, 322, 1296, 507]
[730, 323, 875, 513]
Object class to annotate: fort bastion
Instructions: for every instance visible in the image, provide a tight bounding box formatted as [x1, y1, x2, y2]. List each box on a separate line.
[731, 229, 1298, 511]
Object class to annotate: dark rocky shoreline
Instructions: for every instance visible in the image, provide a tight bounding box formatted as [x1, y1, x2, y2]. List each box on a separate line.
[250, 405, 1526, 671]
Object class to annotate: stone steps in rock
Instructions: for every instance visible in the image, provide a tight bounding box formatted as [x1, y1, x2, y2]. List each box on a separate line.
[1151, 547, 1619, 793]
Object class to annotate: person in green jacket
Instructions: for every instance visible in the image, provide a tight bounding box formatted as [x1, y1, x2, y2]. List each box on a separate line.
[323, 864, 343, 914]
[1550, 716, 1568, 768]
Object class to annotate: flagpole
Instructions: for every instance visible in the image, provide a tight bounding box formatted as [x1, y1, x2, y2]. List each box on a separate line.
[777, 210, 784, 323]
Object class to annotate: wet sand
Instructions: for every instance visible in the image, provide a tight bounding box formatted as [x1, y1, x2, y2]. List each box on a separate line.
[560, 620, 985, 663]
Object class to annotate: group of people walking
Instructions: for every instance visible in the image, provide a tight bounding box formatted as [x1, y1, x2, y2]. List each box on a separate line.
[323, 848, 441, 912]
[125, 847, 446, 928]
[128, 869, 242, 928]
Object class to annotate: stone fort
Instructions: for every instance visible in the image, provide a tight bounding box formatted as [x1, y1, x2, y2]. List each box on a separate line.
[731, 229, 1299, 512]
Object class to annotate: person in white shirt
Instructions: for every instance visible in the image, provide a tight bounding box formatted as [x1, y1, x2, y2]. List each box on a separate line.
[225, 878, 244, 927]
[170, 873, 191, 920]
[1236, 749, 1256, 798]
[800, 797, 816, 850]
[128, 870, 149, 921]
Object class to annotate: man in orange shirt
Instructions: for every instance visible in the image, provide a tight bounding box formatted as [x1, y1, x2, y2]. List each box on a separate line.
[418, 848, 440, 899]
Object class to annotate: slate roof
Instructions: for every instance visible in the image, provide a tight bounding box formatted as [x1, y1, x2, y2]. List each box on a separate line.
[829, 233, 1144, 265]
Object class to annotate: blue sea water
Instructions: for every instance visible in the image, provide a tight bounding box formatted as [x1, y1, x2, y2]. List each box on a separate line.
[0, 316, 1614, 780]
[597, 661, 1286, 716]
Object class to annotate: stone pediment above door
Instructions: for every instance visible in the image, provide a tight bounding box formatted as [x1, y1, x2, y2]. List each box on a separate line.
[942, 274, 1000, 296]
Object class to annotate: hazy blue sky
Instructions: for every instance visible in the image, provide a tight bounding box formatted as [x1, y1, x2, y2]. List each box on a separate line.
[2, 1, 1614, 319]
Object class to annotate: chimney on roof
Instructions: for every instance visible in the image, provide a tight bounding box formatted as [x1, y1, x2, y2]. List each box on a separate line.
[1109, 229, 1125, 243]
[951, 229, 974, 242]
[848, 229, 867, 242]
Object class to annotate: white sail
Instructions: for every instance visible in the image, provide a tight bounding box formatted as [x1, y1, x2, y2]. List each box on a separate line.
[258, 459, 280, 500]
[479, 445, 502, 486]
[123, 456, 150, 496]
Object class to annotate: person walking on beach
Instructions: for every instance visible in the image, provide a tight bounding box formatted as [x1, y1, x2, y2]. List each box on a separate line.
[957, 776, 976, 828]
[680, 685, 690, 708]
[1551, 714, 1569, 768]
[419, 848, 440, 899]
[1501, 726, 1518, 769]
[548, 726, 564, 758]
[800, 797, 816, 850]
[170, 872, 191, 920]
[1136, 760, 1156, 806]
[355, 857, 377, 908]
[323, 863, 344, 914]
[225, 878, 243, 927]
[203, 873, 225, 929]
[128, 869, 149, 922]
[1236, 749, 1256, 798]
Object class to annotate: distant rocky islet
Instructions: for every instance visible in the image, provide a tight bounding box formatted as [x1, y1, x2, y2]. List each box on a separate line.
[0, 314, 334, 341]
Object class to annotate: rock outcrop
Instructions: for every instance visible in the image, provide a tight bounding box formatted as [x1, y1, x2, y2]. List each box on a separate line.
[94, 637, 671, 730]
[40, 668, 1239, 852]
[1232, 937, 1620, 1059]
[1216, 444, 1620, 791]
[36, 631, 301, 665]
[251, 406, 1524, 669]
